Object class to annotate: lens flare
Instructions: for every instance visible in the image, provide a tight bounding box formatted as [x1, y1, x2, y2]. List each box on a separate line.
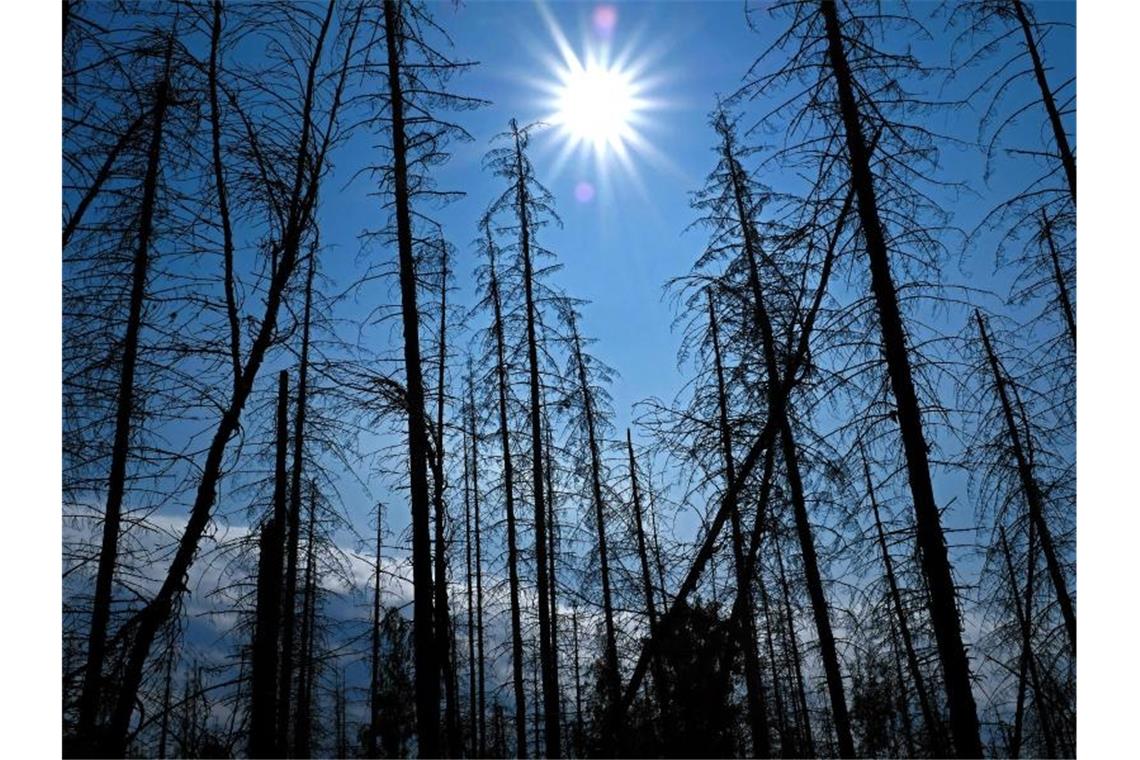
[592, 5, 618, 39]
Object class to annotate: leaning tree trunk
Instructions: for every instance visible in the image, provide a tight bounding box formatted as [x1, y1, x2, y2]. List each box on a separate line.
[1010, 0, 1076, 203]
[707, 294, 771, 757]
[511, 121, 561, 758]
[487, 245, 529, 758]
[382, 1, 440, 753]
[76, 48, 172, 747]
[977, 311, 1076, 657]
[1041, 211, 1076, 348]
[722, 122, 849, 755]
[569, 318, 621, 744]
[820, 3, 984, 754]
[100, 7, 348, 753]
[999, 526, 1057, 758]
[626, 430, 668, 730]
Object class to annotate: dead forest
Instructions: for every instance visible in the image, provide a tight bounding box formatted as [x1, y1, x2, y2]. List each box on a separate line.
[61, 1, 1076, 758]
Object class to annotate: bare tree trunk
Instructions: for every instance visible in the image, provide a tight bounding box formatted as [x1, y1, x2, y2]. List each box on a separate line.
[719, 118, 848, 756]
[467, 374, 488, 757]
[100, 8, 350, 753]
[755, 562, 790, 757]
[999, 525, 1057, 758]
[571, 607, 585, 759]
[568, 316, 621, 741]
[431, 246, 460, 755]
[625, 430, 668, 730]
[706, 294, 771, 757]
[464, 412, 478, 757]
[382, 2, 440, 753]
[544, 408, 564, 745]
[774, 531, 815, 758]
[977, 311, 1075, 656]
[76, 44, 172, 746]
[487, 243, 528, 758]
[510, 120, 561, 758]
[887, 618, 917, 758]
[863, 446, 944, 753]
[293, 482, 318, 758]
[279, 248, 317, 754]
[249, 375, 289, 758]
[370, 505, 384, 759]
[1011, 0, 1075, 202]
[820, 3, 983, 754]
[1040, 211, 1076, 348]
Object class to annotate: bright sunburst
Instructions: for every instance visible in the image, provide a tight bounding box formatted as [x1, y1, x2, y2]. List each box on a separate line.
[553, 58, 638, 152]
[527, 3, 669, 199]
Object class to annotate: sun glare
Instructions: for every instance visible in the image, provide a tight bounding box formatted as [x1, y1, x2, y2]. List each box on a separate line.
[526, 3, 672, 200]
[555, 63, 636, 151]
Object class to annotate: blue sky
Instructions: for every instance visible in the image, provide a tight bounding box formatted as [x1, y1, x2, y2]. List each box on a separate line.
[311, 0, 1074, 547]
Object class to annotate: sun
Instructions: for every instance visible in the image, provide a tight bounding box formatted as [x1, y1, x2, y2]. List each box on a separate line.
[525, 2, 671, 198]
[554, 61, 637, 152]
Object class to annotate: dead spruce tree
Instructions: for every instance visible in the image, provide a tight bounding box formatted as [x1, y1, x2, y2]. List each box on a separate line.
[482, 119, 563, 758]
[82, 7, 359, 754]
[737, 3, 986, 753]
[474, 226, 529, 756]
[358, 1, 481, 752]
[72, 28, 180, 750]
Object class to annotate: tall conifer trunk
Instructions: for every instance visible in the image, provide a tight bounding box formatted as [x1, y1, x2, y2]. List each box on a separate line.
[977, 311, 1075, 656]
[382, 2, 440, 752]
[706, 294, 771, 757]
[487, 242, 528, 757]
[509, 120, 561, 758]
[819, 3, 983, 753]
[77, 45, 173, 744]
